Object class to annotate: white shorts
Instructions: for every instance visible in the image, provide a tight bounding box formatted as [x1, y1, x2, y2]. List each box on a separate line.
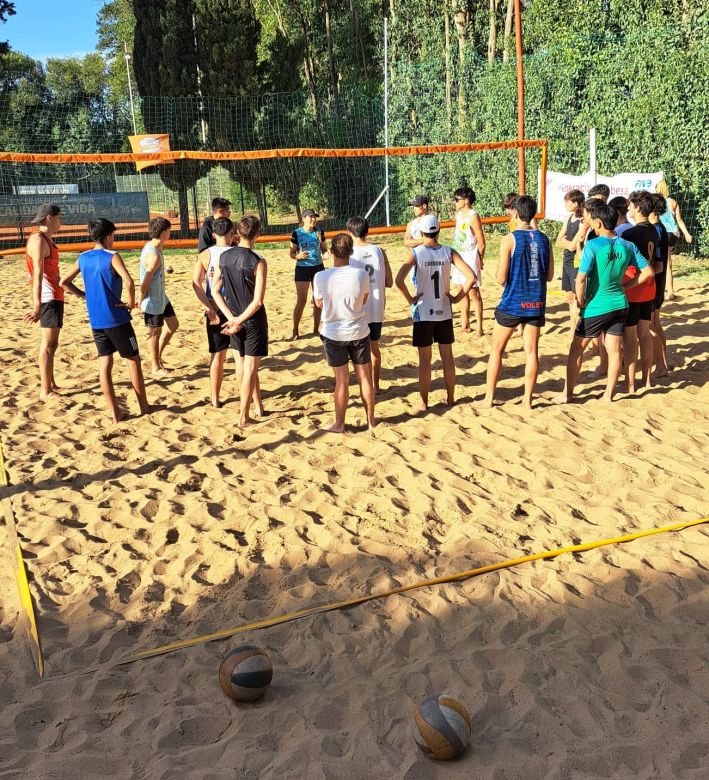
[451, 252, 481, 288]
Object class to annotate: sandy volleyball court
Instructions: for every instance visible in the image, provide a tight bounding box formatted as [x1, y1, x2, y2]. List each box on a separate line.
[0, 238, 707, 778]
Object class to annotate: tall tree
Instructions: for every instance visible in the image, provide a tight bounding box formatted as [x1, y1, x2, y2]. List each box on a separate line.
[0, 0, 15, 56]
[132, 0, 204, 235]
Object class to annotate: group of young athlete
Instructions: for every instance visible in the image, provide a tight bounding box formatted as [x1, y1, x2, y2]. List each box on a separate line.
[21, 181, 689, 430]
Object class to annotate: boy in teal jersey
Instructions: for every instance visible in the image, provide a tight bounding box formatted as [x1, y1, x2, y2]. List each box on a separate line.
[556, 201, 654, 404]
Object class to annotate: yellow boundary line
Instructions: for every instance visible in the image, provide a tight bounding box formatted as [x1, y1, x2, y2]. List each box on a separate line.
[116, 515, 707, 667]
[0, 441, 44, 677]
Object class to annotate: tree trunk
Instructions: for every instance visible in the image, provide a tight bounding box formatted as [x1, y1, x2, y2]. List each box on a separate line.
[253, 184, 266, 225]
[177, 186, 189, 237]
[444, 8, 452, 134]
[453, 2, 469, 125]
[487, 0, 499, 62]
[503, 0, 513, 63]
[323, 0, 339, 102]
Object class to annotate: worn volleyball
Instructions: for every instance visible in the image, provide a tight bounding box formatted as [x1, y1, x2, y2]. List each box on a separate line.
[412, 694, 472, 760]
[219, 645, 273, 702]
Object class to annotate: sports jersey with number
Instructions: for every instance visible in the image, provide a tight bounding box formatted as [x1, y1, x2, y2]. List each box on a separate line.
[205, 245, 231, 300]
[349, 244, 386, 324]
[411, 245, 452, 322]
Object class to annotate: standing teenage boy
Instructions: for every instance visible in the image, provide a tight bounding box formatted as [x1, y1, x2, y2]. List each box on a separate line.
[451, 186, 486, 336]
[192, 216, 235, 407]
[395, 215, 475, 411]
[60, 218, 150, 421]
[313, 233, 376, 433]
[623, 191, 657, 392]
[347, 216, 393, 394]
[212, 216, 268, 429]
[198, 197, 231, 252]
[479, 196, 553, 409]
[23, 204, 64, 399]
[290, 208, 327, 339]
[555, 202, 654, 404]
[140, 217, 179, 375]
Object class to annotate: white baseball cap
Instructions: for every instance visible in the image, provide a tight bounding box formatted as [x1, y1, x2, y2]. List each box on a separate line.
[419, 214, 439, 233]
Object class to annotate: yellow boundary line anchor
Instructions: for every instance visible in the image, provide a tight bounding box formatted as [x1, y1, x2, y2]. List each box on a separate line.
[118, 515, 708, 667]
[0, 441, 44, 677]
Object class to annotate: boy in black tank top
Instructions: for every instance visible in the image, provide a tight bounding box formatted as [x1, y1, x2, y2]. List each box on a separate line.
[211, 216, 268, 429]
[555, 189, 587, 333]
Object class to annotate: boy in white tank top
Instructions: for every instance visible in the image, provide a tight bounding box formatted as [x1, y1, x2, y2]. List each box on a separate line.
[395, 215, 476, 411]
[451, 186, 486, 336]
[192, 217, 235, 407]
[347, 216, 393, 394]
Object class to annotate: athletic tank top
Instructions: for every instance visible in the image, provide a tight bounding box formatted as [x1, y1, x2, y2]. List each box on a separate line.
[563, 216, 581, 266]
[25, 232, 63, 302]
[659, 206, 679, 236]
[205, 245, 231, 300]
[498, 230, 551, 318]
[292, 227, 324, 267]
[219, 246, 268, 327]
[411, 244, 452, 322]
[139, 242, 166, 315]
[452, 209, 479, 262]
[349, 244, 386, 324]
[77, 248, 131, 330]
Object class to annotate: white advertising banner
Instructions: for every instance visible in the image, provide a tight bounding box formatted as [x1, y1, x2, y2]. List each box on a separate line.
[541, 170, 665, 221]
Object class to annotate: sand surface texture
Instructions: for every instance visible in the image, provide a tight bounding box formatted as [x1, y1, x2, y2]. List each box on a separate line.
[1, 242, 707, 779]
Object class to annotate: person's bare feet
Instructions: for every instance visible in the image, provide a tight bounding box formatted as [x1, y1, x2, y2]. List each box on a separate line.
[552, 393, 572, 404]
[40, 390, 60, 401]
[462, 324, 471, 333]
[445, 393, 455, 407]
[210, 398, 222, 409]
[413, 399, 428, 414]
[112, 408, 128, 423]
[291, 330, 300, 340]
[476, 397, 494, 409]
[368, 417, 378, 430]
[51, 382, 61, 392]
[521, 398, 533, 411]
[322, 421, 345, 433]
[239, 416, 256, 429]
[254, 403, 265, 417]
[151, 368, 169, 377]
[475, 329, 484, 338]
[654, 369, 669, 379]
[600, 393, 614, 404]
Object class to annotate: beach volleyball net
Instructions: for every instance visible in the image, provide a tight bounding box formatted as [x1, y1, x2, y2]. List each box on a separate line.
[0, 139, 547, 254]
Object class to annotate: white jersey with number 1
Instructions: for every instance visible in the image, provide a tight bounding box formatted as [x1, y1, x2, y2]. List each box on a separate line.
[411, 244, 452, 322]
[349, 244, 386, 324]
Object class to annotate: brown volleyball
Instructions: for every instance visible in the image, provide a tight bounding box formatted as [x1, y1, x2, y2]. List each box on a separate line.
[412, 693, 472, 760]
[219, 645, 273, 702]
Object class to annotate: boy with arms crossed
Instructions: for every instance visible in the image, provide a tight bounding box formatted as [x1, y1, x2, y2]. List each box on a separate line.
[60, 218, 150, 422]
[140, 217, 179, 375]
[192, 217, 235, 408]
[395, 215, 475, 411]
[347, 216, 393, 394]
[313, 234, 376, 432]
[479, 196, 553, 410]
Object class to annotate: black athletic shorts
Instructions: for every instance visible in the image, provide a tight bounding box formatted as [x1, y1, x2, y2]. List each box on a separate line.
[561, 263, 578, 293]
[412, 319, 455, 348]
[626, 300, 653, 327]
[575, 308, 627, 339]
[368, 322, 383, 342]
[494, 309, 545, 329]
[40, 300, 64, 329]
[322, 335, 371, 367]
[654, 271, 667, 311]
[92, 322, 140, 358]
[144, 299, 176, 328]
[206, 310, 229, 354]
[230, 320, 268, 357]
[668, 233, 679, 248]
[294, 263, 324, 284]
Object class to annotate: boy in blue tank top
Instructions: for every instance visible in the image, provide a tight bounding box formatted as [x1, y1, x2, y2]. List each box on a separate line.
[478, 195, 553, 410]
[60, 218, 150, 422]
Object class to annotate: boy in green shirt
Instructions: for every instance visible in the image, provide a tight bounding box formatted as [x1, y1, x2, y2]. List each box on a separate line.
[556, 201, 654, 404]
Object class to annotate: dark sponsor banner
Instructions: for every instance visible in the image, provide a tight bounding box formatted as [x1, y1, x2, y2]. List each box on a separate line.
[0, 192, 150, 227]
